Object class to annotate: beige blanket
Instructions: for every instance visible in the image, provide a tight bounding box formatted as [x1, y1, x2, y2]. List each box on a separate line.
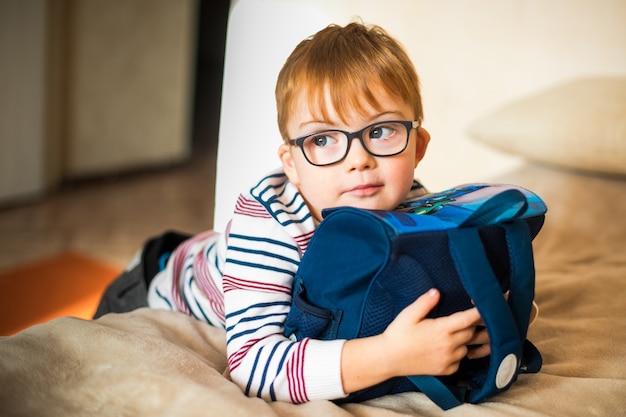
[2, 163, 625, 417]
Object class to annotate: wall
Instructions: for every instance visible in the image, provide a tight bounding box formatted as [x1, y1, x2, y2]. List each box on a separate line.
[0, 0, 48, 204]
[0, 0, 198, 206]
[63, 0, 198, 178]
[214, 0, 626, 230]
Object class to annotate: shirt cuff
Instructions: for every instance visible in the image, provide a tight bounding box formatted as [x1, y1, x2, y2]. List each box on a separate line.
[302, 338, 348, 401]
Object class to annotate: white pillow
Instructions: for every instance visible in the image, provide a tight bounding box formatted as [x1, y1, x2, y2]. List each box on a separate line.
[467, 77, 626, 176]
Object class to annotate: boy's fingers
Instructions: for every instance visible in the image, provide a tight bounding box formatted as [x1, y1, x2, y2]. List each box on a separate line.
[450, 306, 483, 328]
[468, 327, 489, 346]
[396, 288, 440, 324]
[467, 343, 491, 359]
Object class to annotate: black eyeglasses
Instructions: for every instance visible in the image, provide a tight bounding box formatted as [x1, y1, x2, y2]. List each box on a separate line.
[288, 120, 419, 166]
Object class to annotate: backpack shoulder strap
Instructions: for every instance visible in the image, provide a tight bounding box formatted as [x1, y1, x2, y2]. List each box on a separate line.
[451, 221, 535, 403]
[406, 220, 538, 408]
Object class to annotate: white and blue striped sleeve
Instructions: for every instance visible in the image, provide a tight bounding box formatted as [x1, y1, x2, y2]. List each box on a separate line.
[223, 197, 347, 403]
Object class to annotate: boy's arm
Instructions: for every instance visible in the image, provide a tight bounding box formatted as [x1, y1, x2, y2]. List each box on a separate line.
[223, 213, 348, 403]
[341, 289, 486, 394]
[225, 286, 347, 402]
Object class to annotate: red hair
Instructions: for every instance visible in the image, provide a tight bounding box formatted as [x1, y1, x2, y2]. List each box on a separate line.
[275, 22, 423, 141]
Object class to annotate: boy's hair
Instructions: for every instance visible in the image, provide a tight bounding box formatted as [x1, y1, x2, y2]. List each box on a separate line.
[275, 22, 423, 142]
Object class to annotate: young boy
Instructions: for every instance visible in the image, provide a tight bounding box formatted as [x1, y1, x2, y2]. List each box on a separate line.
[145, 22, 489, 403]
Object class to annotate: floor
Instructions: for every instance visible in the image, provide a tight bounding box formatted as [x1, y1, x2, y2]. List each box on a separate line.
[0, 147, 217, 271]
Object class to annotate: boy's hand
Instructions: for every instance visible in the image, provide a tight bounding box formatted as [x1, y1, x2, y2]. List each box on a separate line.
[467, 325, 490, 359]
[381, 288, 487, 377]
[341, 288, 490, 394]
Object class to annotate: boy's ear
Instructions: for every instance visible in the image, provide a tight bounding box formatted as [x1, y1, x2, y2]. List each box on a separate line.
[413, 127, 431, 167]
[278, 143, 300, 185]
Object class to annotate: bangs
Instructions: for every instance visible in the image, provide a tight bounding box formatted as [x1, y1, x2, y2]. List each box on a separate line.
[305, 68, 388, 125]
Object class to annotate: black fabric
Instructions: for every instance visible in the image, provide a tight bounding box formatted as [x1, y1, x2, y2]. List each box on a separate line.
[93, 230, 191, 319]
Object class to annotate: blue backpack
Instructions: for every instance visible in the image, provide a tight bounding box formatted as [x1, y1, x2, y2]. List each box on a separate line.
[284, 184, 546, 409]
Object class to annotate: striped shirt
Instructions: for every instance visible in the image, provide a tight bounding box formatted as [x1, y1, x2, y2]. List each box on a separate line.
[147, 167, 426, 403]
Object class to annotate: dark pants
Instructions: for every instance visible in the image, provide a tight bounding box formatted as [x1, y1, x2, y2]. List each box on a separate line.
[93, 230, 190, 319]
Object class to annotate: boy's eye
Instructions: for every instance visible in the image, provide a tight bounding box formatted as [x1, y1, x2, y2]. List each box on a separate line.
[309, 134, 338, 147]
[369, 125, 396, 140]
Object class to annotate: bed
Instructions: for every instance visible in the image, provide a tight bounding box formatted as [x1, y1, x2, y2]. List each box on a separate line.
[1, 77, 625, 416]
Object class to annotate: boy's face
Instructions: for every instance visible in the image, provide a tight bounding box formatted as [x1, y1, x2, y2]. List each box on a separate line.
[278, 87, 430, 222]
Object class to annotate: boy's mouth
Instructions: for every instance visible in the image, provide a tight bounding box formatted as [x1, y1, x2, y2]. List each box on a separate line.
[346, 184, 383, 197]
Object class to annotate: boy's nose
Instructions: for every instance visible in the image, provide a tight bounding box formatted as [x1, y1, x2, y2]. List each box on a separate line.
[344, 137, 376, 170]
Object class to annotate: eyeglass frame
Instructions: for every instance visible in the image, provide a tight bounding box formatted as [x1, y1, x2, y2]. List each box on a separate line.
[287, 120, 420, 167]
